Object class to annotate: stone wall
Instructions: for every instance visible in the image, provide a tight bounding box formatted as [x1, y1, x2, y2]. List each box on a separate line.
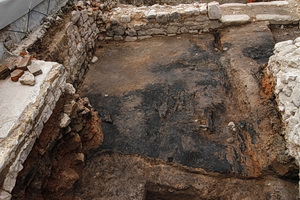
[100, 1, 298, 41]
[268, 37, 300, 191]
[0, 61, 67, 199]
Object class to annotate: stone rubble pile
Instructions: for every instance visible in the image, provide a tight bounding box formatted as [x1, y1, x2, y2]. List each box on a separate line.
[0, 51, 43, 86]
[268, 37, 300, 186]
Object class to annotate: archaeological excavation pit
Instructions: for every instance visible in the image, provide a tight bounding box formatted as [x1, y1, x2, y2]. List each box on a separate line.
[0, 0, 300, 200]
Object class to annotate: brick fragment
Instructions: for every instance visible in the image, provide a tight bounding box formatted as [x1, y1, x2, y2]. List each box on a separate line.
[17, 55, 32, 70]
[10, 69, 24, 82]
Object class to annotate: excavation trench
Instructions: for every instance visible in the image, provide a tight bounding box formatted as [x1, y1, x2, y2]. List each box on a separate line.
[8, 2, 300, 199]
[74, 23, 298, 199]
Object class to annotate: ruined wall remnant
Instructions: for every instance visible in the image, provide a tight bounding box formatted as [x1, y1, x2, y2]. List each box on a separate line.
[268, 37, 300, 191]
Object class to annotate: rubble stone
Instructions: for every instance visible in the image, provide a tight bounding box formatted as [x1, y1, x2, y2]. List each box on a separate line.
[17, 55, 32, 70]
[19, 71, 35, 86]
[0, 65, 9, 80]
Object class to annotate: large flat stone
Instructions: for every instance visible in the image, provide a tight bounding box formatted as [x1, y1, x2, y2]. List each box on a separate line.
[221, 14, 250, 24]
[256, 14, 293, 24]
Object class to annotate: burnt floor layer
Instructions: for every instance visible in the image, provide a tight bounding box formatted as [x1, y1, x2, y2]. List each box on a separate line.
[79, 23, 293, 176]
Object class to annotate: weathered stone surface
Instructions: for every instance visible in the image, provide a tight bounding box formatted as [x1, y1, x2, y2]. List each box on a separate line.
[27, 64, 43, 76]
[208, 2, 222, 20]
[156, 12, 169, 23]
[71, 11, 81, 24]
[256, 14, 292, 24]
[10, 69, 24, 82]
[19, 71, 35, 86]
[60, 113, 71, 128]
[145, 10, 156, 19]
[221, 14, 250, 24]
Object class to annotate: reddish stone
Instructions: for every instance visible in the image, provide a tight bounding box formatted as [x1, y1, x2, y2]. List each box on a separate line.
[0, 65, 9, 75]
[92, 7, 99, 11]
[17, 55, 32, 70]
[10, 69, 24, 82]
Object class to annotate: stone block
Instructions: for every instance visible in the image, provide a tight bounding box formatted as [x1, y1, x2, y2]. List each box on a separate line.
[147, 28, 165, 35]
[221, 15, 250, 25]
[27, 64, 43, 76]
[145, 10, 156, 19]
[199, 4, 207, 14]
[114, 35, 124, 41]
[17, 55, 32, 70]
[166, 26, 179, 34]
[183, 7, 200, 16]
[208, 2, 222, 20]
[19, 71, 35, 86]
[71, 11, 81, 24]
[10, 69, 24, 82]
[255, 14, 292, 24]
[170, 11, 181, 21]
[125, 36, 138, 42]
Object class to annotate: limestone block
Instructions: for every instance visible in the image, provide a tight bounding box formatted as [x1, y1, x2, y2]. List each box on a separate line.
[183, 7, 200, 16]
[208, 2, 222, 20]
[255, 14, 292, 24]
[114, 35, 124, 41]
[19, 72, 35, 86]
[170, 11, 181, 21]
[145, 10, 156, 19]
[221, 15, 250, 25]
[274, 40, 293, 53]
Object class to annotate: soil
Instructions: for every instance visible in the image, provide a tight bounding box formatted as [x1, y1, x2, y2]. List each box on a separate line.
[77, 22, 299, 199]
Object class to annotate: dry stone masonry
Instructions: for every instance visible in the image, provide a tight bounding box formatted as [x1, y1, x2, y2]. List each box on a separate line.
[268, 37, 300, 191]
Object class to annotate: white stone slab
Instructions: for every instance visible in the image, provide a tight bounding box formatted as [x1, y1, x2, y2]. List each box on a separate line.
[0, 60, 53, 138]
[248, 1, 288, 6]
[221, 14, 250, 24]
[256, 14, 292, 22]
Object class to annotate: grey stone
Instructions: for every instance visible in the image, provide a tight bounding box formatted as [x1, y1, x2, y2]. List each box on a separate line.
[138, 36, 152, 40]
[147, 28, 165, 35]
[170, 11, 181, 21]
[125, 36, 138, 42]
[208, 2, 222, 20]
[156, 12, 169, 23]
[199, 4, 207, 14]
[166, 26, 178, 34]
[114, 35, 124, 41]
[19, 72, 35, 86]
[256, 14, 292, 24]
[27, 64, 43, 76]
[145, 10, 156, 19]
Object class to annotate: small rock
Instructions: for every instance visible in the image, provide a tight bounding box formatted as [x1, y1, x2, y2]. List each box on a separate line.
[87, 7, 93, 16]
[91, 56, 98, 63]
[65, 83, 76, 94]
[17, 55, 32, 70]
[60, 113, 71, 128]
[27, 64, 43, 76]
[19, 71, 35, 86]
[226, 137, 234, 144]
[10, 69, 24, 82]
[71, 11, 81, 23]
[120, 15, 131, 23]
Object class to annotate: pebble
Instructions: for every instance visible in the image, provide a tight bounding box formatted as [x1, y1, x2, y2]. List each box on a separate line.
[91, 56, 99, 63]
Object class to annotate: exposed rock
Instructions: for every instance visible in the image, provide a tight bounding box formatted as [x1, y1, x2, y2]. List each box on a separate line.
[19, 71, 35, 86]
